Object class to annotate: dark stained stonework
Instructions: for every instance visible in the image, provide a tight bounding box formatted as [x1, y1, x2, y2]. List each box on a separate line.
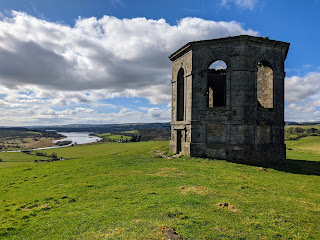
[169, 35, 289, 166]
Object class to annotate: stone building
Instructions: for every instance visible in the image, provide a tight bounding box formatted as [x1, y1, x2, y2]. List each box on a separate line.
[169, 35, 289, 165]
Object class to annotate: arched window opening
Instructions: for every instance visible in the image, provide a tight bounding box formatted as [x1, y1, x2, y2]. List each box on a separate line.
[257, 60, 273, 109]
[177, 68, 185, 121]
[208, 60, 227, 107]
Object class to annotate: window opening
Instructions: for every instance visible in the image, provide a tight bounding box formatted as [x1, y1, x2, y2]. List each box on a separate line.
[208, 60, 227, 107]
[257, 60, 273, 109]
[176, 130, 182, 153]
[177, 68, 185, 121]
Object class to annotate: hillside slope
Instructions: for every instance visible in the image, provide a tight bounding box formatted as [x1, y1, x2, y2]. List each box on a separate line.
[0, 139, 319, 239]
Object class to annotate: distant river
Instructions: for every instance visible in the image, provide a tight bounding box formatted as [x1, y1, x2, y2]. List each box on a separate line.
[54, 132, 101, 145]
[3, 132, 102, 152]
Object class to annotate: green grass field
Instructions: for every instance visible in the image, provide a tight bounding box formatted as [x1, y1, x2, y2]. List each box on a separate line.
[98, 133, 132, 141]
[120, 130, 138, 134]
[0, 138, 319, 239]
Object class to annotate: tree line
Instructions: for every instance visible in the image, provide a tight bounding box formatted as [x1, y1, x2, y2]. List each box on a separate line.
[285, 127, 319, 140]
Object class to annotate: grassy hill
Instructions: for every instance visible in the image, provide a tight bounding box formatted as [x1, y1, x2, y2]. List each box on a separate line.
[0, 138, 319, 239]
[30, 122, 170, 133]
[97, 133, 132, 142]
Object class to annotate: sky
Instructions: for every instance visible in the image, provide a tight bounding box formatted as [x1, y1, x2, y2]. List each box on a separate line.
[0, 0, 319, 126]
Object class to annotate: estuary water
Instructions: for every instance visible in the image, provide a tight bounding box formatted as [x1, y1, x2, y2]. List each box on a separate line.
[53, 132, 101, 145]
[3, 132, 101, 152]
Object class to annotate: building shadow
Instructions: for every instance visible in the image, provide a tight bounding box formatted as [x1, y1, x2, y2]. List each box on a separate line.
[272, 159, 320, 176]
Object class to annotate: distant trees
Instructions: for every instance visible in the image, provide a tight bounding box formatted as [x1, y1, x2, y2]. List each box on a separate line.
[35, 152, 46, 156]
[137, 128, 170, 141]
[40, 131, 64, 139]
[34, 151, 59, 159]
[100, 127, 170, 143]
[55, 140, 72, 146]
[294, 127, 304, 133]
[130, 135, 141, 142]
[285, 127, 319, 140]
[49, 153, 58, 159]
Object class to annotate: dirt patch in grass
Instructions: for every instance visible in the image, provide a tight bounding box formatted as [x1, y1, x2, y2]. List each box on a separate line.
[218, 202, 241, 212]
[256, 167, 268, 172]
[21, 204, 51, 211]
[150, 150, 173, 159]
[146, 226, 182, 240]
[102, 227, 125, 238]
[179, 186, 210, 195]
[215, 226, 228, 232]
[160, 226, 182, 240]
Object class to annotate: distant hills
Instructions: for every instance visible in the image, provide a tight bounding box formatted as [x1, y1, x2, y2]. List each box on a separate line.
[286, 121, 320, 126]
[24, 122, 171, 133]
[1, 121, 319, 133]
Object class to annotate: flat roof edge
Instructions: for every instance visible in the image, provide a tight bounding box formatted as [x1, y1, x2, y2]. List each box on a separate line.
[169, 35, 290, 61]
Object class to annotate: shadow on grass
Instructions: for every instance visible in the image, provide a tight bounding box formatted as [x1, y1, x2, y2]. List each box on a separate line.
[273, 159, 320, 176]
[224, 157, 320, 176]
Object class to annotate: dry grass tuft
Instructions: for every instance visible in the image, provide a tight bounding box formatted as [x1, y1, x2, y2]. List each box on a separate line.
[179, 186, 210, 195]
[149, 150, 172, 159]
[218, 202, 241, 212]
[103, 227, 125, 238]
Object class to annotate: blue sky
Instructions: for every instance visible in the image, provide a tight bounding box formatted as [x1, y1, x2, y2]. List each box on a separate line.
[0, 0, 319, 125]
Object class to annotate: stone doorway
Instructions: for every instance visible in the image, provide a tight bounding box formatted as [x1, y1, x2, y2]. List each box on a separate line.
[176, 130, 182, 154]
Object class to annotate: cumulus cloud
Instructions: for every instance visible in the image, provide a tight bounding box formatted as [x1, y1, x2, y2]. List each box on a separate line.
[146, 107, 171, 120]
[285, 72, 320, 103]
[0, 11, 318, 124]
[0, 11, 261, 125]
[285, 105, 320, 122]
[0, 11, 257, 102]
[0, 106, 95, 126]
[285, 71, 320, 122]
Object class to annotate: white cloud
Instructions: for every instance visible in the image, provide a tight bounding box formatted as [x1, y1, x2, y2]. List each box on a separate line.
[0, 11, 257, 104]
[285, 106, 320, 123]
[146, 107, 171, 120]
[288, 104, 315, 113]
[220, 0, 257, 9]
[0, 11, 260, 125]
[0, 7, 318, 125]
[285, 71, 320, 122]
[285, 72, 320, 104]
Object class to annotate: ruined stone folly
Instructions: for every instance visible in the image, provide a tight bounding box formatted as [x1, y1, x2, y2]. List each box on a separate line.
[169, 35, 289, 165]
